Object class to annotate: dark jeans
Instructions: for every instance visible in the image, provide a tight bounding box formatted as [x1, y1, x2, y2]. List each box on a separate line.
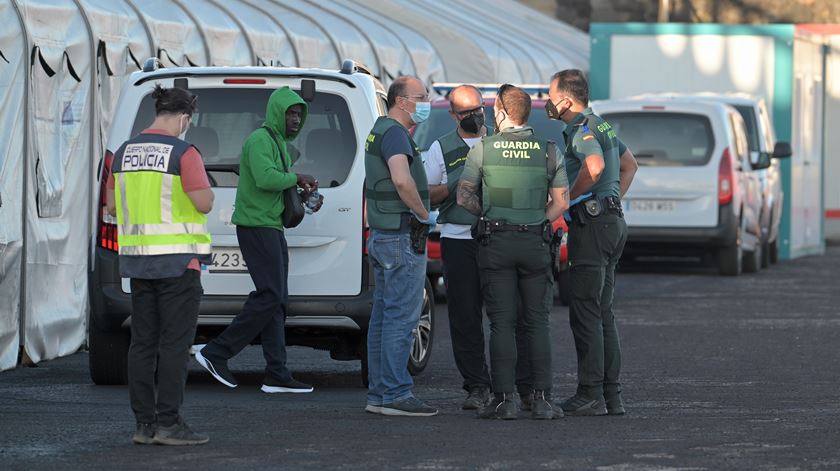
[202, 226, 292, 382]
[568, 212, 628, 398]
[128, 270, 202, 426]
[478, 231, 554, 394]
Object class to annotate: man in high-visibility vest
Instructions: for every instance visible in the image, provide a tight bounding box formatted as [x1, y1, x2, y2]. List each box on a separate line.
[107, 85, 214, 446]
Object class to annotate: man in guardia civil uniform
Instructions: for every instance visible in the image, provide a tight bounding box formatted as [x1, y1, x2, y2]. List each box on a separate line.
[545, 69, 638, 417]
[422, 84, 492, 410]
[107, 85, 214, 445]
[457, 84, 570, 420]
[364, 76, 438, 417]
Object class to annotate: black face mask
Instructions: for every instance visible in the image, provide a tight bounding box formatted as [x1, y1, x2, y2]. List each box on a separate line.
[459, 112, 484, 134]
[545, 99, 570, 120]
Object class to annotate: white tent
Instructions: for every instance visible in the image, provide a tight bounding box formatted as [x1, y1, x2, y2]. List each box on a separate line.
[0, 0, 25, 371]
[0, 0, 588, 372]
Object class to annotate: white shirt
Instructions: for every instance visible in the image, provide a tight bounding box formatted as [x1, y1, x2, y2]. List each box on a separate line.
[422, 135, 482, 239]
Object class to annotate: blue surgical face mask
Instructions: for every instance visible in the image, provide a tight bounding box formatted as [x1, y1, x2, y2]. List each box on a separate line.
[411, 101, 431, 124]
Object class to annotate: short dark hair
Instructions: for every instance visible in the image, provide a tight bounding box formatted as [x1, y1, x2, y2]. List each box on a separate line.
[386, 76, 413, 109]
[152, 84, 197, 116]
[497, 84, 531, 125]
[551, 69, 589, 106]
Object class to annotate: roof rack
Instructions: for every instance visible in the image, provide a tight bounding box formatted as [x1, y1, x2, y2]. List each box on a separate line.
[432, 82, 550, 98]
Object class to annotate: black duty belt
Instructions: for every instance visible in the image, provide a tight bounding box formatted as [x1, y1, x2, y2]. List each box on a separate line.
[486, 220, 544, 234]
[571, 195, 623, 222]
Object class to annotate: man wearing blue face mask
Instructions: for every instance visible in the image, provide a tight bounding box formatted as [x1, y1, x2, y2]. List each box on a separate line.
[363, 76, 437, 417]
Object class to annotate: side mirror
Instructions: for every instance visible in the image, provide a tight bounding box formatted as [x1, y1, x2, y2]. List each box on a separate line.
[751, 151, 772, 170]
[772, 141, 792, 159]
[300, 79, 316, 102]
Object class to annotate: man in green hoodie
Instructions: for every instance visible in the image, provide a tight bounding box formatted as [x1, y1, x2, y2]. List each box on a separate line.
[197, 87, 318, 394]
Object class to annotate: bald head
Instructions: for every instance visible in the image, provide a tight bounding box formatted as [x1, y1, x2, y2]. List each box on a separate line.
[449, 85, 483, 114]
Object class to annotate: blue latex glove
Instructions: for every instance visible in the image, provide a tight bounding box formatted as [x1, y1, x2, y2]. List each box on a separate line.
[564, 192, 593, 222]
[413, 210, 438, 226]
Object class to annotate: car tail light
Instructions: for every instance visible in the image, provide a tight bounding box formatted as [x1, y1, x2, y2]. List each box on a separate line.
[718, 147, 736, 206]
[98, 150, 119, 252]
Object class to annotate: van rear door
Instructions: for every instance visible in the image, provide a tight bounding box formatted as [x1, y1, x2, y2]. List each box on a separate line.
[121, 77, 367, 298]
[601, 105, 721, 228]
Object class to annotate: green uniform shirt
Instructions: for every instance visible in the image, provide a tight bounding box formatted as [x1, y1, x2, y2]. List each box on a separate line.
[562, 108, 622, 199]
[461, 126, 568, 224]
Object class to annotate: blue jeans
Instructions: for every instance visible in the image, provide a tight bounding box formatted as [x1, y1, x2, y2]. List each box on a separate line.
[366, 230, 426, 406]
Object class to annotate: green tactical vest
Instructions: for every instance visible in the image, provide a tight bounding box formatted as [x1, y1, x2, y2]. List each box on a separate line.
[436, 130, 478, 226]
[481, 130, 551, 225]
[364, 117, 430, 230]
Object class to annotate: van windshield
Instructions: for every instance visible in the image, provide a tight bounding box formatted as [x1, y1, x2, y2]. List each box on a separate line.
[131, 88, 357, 187]
[733, 105, 759, 152]
[603, 112, 715, 167]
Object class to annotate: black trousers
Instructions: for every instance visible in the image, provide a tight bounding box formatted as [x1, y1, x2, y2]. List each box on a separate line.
[128, 270, 202, 426]
[202, 226, 292, 382]
[441, 237, 490, 390]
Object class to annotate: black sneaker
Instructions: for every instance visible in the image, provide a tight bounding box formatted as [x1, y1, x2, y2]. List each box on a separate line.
[518, 388, 534, 412]
[559, 394, 608, 416]
[478, 393, 517, 420]
[195, 349, 237, 388]
[152, 419, 209, 446]
[462, 386, 490, 410]
[380, 397, 438, 417]
[132, 422, 155, 445]
[605, 393, 626, 415]
[261, 376, 314, 394]
[531, 391, 563, 420]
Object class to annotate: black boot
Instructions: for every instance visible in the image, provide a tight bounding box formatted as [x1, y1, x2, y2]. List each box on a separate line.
[477, 393, 517, 420]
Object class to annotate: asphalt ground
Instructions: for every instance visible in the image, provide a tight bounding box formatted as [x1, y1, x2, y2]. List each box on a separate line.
[2, 247, 840, 470]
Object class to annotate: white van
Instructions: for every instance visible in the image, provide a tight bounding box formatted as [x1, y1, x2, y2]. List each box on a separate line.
[591, 98, 764, 275]
[88, 60, 435, 385]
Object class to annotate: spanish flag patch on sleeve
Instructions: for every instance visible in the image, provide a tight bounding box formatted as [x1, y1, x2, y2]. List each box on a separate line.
[582, 134, 595, 141]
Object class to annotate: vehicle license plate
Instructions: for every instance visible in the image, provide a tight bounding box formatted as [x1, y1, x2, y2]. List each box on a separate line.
[209, 247, 248, 273]
[625, 200, 676, 212]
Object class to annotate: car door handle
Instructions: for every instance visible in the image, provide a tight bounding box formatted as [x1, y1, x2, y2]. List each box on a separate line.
[285, 236, 337, 248]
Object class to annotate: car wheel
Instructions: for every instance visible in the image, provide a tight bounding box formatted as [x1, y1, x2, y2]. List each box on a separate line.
[769, 239, 779, 264]
[760, 239, 771, 268]
[408, 277, 435, 376]
[359, 336, 369, 388]
[717, 222, 743, 277]
[556, 269, 570, 306]
[88, 315, 130, 385]
[742, 241, 761, 273]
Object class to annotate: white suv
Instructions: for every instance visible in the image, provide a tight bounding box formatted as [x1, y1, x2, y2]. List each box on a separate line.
[88, 60, 435, 385]
[591, 97, 764, 275]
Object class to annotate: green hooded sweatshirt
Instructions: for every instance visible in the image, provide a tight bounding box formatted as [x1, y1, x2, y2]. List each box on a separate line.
[231, 87, 308, 230]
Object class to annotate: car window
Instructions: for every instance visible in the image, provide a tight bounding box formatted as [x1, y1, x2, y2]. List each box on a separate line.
[733, 105, 760, 152]
[131, 88, 357, 188]
[412, 103, 565, 151]
[602, 112, 714, 166]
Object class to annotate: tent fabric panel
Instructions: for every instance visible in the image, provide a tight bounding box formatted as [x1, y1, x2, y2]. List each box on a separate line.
[221, 0, 296, 67]
[355, 0, 492, 84]
[0, 0, 25, 372]
[128, 0, 208, 67]
[178, 0, 252, 67]
[315, 0, 415, 83]
[243, 0, 339, 68]
[284, 0, 378, 73]
[18, 0, 92, 364]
